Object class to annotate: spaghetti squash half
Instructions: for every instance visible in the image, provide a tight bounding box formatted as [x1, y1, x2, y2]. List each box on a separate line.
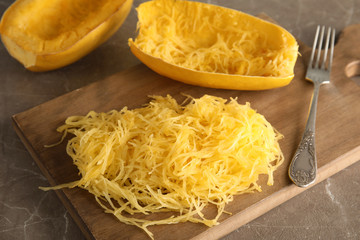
[0, 0, 133, 71]
[129, 0, 299, 90]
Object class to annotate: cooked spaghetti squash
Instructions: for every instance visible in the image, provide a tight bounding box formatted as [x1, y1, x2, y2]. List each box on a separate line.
[0, 0, 133, 71]
[129, 0, 299, 90]
[42, 94, 284, 239]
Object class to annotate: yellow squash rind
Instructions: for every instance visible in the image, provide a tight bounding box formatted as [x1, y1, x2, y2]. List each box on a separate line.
[129, 41, 294, 90]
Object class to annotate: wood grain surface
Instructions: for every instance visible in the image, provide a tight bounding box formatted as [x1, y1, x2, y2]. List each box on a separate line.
[12, 23, 360, 240]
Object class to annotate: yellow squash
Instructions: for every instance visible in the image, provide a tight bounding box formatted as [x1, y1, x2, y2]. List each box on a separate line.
[129, 0, 299, 90]
[0, 0, 133, 72]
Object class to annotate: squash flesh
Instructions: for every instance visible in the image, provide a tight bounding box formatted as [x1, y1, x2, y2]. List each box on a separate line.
[129, 0, 299, 90]
[42, 94, 285, 239]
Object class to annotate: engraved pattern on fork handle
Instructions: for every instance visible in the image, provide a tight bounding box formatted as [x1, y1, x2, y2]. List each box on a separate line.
[289, 130, 316, 187]
[289, 83, 320, 187]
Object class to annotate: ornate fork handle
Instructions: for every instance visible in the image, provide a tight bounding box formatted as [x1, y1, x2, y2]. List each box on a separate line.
[289, 83, 320, 187]
[289, 26, 335, 188]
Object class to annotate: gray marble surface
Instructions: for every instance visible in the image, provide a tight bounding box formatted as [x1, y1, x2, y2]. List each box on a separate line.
[1, 0, 360, 239]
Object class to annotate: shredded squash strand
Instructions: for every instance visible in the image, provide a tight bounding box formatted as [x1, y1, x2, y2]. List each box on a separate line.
[42, 95, 284, 239]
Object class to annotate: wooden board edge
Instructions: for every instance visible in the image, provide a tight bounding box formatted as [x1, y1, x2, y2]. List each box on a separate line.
[11, 64, 145, 120]
[11, 115, 96, 240]
[191, 145, 360, 240]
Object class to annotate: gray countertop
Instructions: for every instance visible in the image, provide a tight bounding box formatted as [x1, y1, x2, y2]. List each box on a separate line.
[1, 0, 359, 239]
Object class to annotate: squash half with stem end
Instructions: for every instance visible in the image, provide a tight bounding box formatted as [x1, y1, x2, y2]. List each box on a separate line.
[0, 0, 133, 72]
[129, 0, 299, 90]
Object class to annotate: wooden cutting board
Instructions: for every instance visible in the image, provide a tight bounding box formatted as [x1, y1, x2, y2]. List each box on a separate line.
[12, 23, 360, 240]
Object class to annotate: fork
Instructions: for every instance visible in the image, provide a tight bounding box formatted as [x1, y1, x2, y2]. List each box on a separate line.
[289, 25, 336, 188]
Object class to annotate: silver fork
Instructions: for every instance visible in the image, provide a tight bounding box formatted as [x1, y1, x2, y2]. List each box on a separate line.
[289, 25, 336, 188]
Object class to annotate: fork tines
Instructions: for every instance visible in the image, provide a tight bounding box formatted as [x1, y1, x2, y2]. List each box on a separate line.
[308, 25, 336, 71]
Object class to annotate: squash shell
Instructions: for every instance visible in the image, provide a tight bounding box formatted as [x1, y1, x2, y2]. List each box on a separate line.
[129, 0, 298, 90]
